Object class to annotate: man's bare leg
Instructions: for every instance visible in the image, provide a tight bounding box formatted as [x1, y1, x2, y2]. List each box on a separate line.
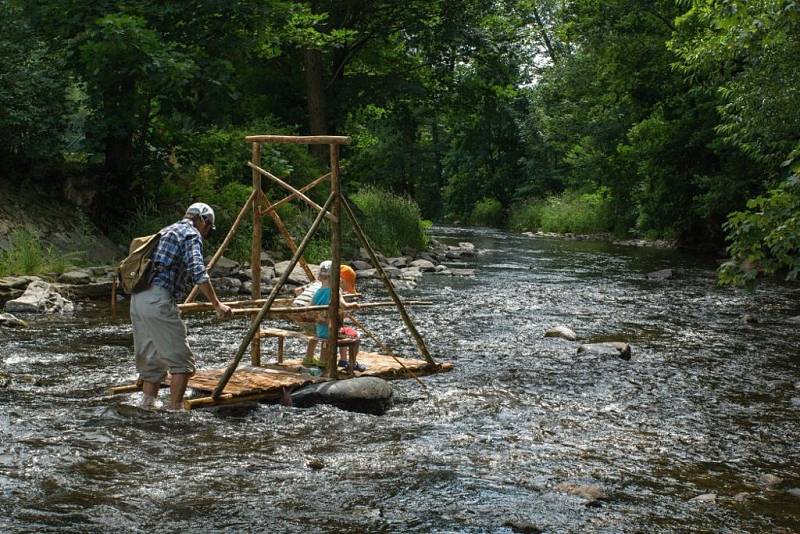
[169, 373, 190, 411]
[140, 380, 160, 408]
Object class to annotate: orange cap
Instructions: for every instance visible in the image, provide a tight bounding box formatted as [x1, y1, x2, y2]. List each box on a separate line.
[340, 265, 357, 293]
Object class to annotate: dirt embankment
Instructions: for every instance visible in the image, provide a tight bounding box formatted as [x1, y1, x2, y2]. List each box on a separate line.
[0, 179, 119, 263]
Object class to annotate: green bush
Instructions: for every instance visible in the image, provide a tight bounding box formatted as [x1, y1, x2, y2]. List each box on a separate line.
[469, 197, 504, 227]
[350, 187, 429, 256]
[509, 189, 613, 234]
[508, 200, 545, 232]
[0, 228, 78, 276]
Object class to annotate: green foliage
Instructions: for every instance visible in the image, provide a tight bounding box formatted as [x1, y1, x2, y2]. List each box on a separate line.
[719, 173, 800, 287]
[350, 187, 428, 256]
[469, 198, 504, 227]
[509, 189, 613, 235]
[0, 229, 78, 277]
[508, 201, 545, 233]
[0, 0, 68, 171]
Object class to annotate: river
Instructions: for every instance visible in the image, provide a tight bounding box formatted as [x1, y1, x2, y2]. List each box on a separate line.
[1, 226, 799, 532]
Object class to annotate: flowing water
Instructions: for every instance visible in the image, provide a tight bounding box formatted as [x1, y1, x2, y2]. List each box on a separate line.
[1, 226, 799, 533]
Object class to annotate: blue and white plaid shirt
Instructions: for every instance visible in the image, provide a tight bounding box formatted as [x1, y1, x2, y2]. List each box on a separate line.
[151, 219, 209, 300]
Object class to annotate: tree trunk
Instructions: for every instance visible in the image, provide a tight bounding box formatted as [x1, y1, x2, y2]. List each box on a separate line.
[304, 48, 328, 161]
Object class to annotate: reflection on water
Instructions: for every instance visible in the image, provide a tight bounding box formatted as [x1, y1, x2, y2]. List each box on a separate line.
[1, 226, 799, 532]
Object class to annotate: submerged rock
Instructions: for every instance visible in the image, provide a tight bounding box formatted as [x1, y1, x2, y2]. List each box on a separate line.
[577, 342, 631, 361]
[733, 492, 752, 502]
[4, 281, 74, 314]
[787, 488, 800, 499]
[554, 482, 608, 503]
[307, 458, 325, 470]
[759, 473, 783, 487]
[0, 372, 10, 388]
[691, 493, 717, 503]
[0, 312, 26, 328]
[646, 269, 673, 280]
[291, 377, 394, 415]
[502, 520, 542, 533]
[544, 325, 577, 341]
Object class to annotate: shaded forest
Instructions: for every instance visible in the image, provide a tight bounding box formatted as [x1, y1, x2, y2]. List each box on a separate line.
[1, 0, 797, 285]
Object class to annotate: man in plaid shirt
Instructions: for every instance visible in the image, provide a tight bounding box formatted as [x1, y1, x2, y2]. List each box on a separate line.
[130, 202, 232, 410]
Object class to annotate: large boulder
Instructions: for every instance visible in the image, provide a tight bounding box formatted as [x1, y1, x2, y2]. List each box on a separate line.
[351, 260, 372, 271]
[58, 280, 114, 299]
[291, 377, 394, 415]
[386, 256, 410, 268]
[208, 256, 240, 277]
[0, 275, 41, 302]
[577, 342, 631, 361]
[274, 261, 314, 285]
[57, 269, 92, 285]
[4, 281, 74, 314]
[409, 259, 436, 272]
[213, 277, 242, 294]
[400, 267, 423, 282]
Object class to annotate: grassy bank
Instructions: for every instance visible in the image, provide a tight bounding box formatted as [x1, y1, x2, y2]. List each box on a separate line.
[0, 228, 79, 276]
[509, 189, 614, 235]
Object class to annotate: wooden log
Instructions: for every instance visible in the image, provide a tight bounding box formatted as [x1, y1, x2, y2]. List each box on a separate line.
[261, 191, 316, 282]
[244, 135, 351, 145]
[184, 188, 257, 304]
[179, 300, 432, 315]
[262, 172, 331, 215]
[251, 143, 263, 366]
[341, 196, 437, 366]
[211, 192, 336, 400]
[247, 162, 334, 221]
[326, 143, 342, 379]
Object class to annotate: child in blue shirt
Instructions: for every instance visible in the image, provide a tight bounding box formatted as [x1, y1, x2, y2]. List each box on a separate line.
[311, 261, 365, 372]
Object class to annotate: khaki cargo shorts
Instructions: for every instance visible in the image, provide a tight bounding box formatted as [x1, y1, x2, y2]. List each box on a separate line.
[130, 285, 195, 383]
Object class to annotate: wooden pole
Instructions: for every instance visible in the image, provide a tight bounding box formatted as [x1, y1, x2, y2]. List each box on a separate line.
[247, 162, 334, 221]
[211, 192, 336, 400]
[251, 142, 263, 366]
[341, 196, 437, 366]
[261, 192, 316, 282]
[179, 300, 432, 315]
[244, 135, 351, 145]
[183, 189, 257, 304]
[326, 144, 342, 378]
[261, 172, 331, 215]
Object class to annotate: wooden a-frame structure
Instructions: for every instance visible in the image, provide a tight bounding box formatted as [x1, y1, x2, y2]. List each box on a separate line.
[109, 134, 449, 409]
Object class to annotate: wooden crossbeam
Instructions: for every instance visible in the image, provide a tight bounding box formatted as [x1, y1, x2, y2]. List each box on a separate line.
[247, 161, 334, 221]
[245, 135, 351, 145]
[261, 172, 331, 215]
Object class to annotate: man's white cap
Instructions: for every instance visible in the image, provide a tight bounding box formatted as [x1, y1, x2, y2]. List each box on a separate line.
[186, 202, 216, 229]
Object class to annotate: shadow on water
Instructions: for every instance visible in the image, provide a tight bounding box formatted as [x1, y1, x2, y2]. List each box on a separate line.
[1, 225, 799, 532]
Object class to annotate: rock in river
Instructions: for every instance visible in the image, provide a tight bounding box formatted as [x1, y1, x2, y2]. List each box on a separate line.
[0, 313, 26, 328]
[544, 325, 577, 341]
[554, 482, 608, 503]
[577, 342, 631, 361]
[290, 377, 394, 415]
[646, 269, 673, 280]
[4, 281, 74, 314]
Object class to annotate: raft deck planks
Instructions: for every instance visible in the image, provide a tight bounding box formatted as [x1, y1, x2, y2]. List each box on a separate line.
[272, 351, 454, 379]
[109, 354, 452, 409]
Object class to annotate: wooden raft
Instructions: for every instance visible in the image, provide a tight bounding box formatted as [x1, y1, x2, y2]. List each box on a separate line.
[272, 351, 454, 379]
[180, 367, 325, 409]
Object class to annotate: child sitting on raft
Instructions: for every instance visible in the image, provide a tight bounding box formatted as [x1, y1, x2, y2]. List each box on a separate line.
[311, 261, 365, 372]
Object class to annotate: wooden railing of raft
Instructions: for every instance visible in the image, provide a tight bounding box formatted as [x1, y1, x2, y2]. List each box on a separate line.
[171, 134, 437, 405]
